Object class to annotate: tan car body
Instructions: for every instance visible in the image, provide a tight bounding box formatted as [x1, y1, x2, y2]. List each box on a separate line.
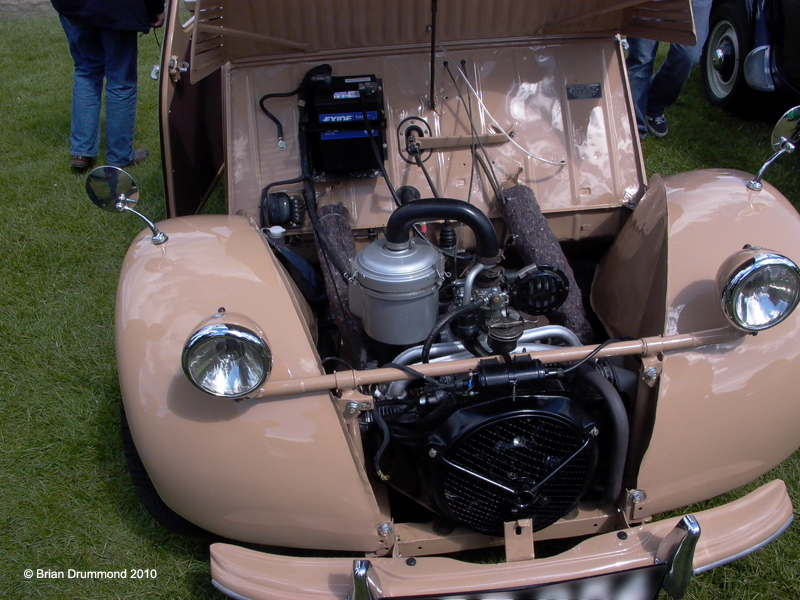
[112, 0, 800, 597]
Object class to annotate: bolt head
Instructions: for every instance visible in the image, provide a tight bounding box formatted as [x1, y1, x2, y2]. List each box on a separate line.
[377, 523, 393, 537]
[428, 448, 438, 458]
[644, 367, 659, 381]
[629, 490, 646, 504]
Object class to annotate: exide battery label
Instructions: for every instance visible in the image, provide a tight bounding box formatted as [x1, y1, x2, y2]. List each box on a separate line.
[319, 111, 377, 123]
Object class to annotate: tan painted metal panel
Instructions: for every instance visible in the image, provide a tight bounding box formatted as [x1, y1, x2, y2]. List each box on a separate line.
[209, 479, 792, 600]
[636, 170, 800, 517]
[188, 0, 695, 82]
[225, 38, 643, 230]
[116, 214, 384, 550]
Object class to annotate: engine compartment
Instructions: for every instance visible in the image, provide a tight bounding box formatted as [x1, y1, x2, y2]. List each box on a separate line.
[228, 40, 644, 540]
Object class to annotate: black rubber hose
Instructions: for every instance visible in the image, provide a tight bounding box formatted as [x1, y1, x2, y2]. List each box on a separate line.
[385, 199, 499, 261]
[421, 300, 485, 363]
[577, 363, 629, 504]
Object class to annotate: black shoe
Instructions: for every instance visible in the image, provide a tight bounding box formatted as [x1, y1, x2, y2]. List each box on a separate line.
[646, 114, 668, 138]
[69, 155, 94, 171]
[119, 148, 148, 168]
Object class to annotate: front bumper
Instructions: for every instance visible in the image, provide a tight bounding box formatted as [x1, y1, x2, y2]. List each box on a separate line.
[210, 480, 792, 600]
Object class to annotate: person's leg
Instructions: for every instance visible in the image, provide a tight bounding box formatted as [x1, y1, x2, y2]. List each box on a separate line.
[625, 37, 659, 138]
[647, 0, 713, 117]
[101, 28, 139, 166]
[60, 16, 104, 160]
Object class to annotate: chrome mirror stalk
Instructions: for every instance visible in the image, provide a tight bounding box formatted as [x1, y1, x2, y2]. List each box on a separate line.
[747, 138, 796, 192]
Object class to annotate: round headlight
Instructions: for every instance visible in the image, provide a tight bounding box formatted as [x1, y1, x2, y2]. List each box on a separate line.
[182, 323, 272, 398]
[720, 251, 800, 332]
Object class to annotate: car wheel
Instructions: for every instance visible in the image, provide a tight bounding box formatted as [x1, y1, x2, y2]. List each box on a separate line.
[121, 404, 210, 537]
[701, 0, 753, 109]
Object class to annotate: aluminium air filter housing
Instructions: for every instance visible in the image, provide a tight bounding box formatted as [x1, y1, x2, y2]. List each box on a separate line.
[349, 238, 444, 345]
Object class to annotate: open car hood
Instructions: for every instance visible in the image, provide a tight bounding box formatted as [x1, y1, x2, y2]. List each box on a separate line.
[188, 0, 698, 83]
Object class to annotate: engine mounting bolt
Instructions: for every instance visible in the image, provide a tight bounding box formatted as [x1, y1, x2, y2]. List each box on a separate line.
[644, 367, 659, 381]
[428, 448, 438, 458]
[345, 401, 360, 415]
[629, 489, 646, 505]
[377, 523, 393, 537]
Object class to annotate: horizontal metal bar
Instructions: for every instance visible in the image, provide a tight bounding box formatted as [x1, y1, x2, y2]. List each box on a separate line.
[252, 327, 740, 399]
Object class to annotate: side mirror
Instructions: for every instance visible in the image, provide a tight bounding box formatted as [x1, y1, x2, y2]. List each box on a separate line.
[85, 166, 168, 244]
[747, 106, 799, 192]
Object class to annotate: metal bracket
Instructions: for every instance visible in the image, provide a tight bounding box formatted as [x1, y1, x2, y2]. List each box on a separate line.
[640, 355, 662, 388]
[503, 519, 535, 562]
[167, 56, 190, 83]
[656, 515, 701, 599]
[348, 560, 383, 600]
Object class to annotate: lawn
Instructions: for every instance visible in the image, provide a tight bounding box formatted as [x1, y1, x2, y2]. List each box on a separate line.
[1, 10, 798, 600]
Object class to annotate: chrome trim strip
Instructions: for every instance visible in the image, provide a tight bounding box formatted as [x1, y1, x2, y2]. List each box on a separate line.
[694, 514, 794, 575]
[212, 579, 256, 600]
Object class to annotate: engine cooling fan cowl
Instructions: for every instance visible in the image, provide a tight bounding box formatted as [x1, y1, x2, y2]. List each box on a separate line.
[382, 394, 598, 536]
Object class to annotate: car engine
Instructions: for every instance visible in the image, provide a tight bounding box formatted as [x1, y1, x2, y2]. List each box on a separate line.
[258, 65, 635, 536]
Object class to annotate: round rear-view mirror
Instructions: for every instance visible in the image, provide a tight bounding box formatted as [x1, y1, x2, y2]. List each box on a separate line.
[85, 166, 139, 212]
[771, 106, 800, 151]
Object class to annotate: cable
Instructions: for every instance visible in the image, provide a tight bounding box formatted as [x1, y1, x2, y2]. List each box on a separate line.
[561, 337, 633, 374]
[440, 44, 566, 167]
[413, 153, 441, 198]
[321, 356, 357, 372]
[421, 299, 487, 363]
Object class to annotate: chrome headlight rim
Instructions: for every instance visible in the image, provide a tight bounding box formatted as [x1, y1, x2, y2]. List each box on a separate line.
[721, 252, 800, 332]
[181, 323, 272, 399]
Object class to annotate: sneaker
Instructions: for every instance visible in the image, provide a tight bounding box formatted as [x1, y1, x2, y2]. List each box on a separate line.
[69, 155, 94, 171]
[119, 148, 149, 168]
[646, 114, 668, 138]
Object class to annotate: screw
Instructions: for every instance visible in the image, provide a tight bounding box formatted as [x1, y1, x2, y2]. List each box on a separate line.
[644, 367, 659, 381]
[589, 427, 600, 437]
[406, 558, 416, 566]
[617, 531, 628, 540]
[428, 448, 438, 458]
[345, 401, 360, 415]
[629, 490, 646, 505]
[377, 523, 393, 537]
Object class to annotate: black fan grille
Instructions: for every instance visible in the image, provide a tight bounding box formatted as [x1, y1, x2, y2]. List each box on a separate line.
[441, 414, 591, 534]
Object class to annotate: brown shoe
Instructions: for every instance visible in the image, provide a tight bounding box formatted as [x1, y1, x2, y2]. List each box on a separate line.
[69, 155, 94, 171]
[120, 148, 148, 168]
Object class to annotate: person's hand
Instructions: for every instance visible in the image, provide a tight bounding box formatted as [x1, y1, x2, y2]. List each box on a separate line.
[151, 12, 165, 28]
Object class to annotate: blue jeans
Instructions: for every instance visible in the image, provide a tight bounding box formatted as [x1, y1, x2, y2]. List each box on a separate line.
[60, 16, 139, 166]
[626, 0, 712, 137]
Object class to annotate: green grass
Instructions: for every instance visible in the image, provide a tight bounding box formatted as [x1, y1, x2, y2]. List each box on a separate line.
[0, 15, 798, 600]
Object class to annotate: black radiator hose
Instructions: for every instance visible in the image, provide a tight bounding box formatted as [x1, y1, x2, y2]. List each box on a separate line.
[384, 199, 499, 263]
[577, 363, 629, 504]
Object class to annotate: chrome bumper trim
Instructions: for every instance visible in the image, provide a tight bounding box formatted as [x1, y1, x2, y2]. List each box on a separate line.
[657, 515, 701, 599]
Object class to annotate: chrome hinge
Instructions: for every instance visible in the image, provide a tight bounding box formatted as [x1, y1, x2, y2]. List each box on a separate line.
[167, 56, 189, 82]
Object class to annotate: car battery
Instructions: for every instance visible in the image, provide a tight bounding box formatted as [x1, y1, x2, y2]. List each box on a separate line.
[302, 75, 386, 181]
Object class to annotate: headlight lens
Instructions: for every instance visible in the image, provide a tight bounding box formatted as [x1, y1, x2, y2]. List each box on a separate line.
[721, 252, 800, 332]
[182, 324, 272, 398]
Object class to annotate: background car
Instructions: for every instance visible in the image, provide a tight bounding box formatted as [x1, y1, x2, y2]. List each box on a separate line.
[702, 0, 800, 110]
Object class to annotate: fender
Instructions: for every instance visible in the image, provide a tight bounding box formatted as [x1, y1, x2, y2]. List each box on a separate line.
[637, 169, 800, 516]
[116, 213, 384, 550]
